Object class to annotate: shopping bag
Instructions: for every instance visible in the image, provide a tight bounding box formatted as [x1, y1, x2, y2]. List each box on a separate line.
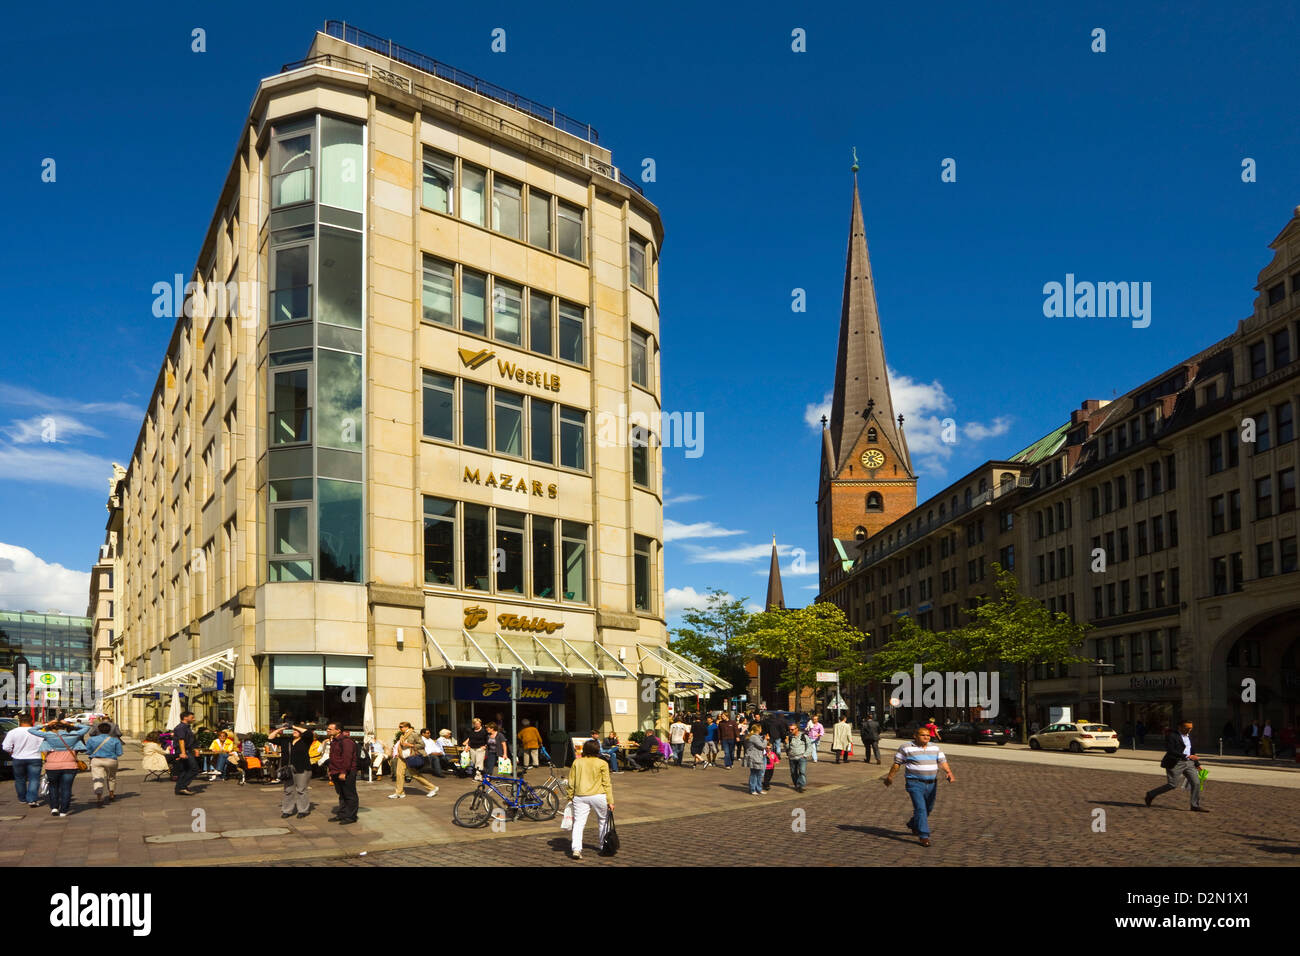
[459, 750, 472, 769]
[560, 801, 574, 830]
[599, 809, 620, 857]
[496, 756, 513, 776]
[39, 773, 49, 798]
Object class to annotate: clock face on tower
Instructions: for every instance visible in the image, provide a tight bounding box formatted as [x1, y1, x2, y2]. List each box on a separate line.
[860, 449, 885, 469]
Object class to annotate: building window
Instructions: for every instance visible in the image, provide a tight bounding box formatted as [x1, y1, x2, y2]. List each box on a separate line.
[1152, 515, 1164, 551]
[422, 372, 455, 442]
[1273, 328, 1292, 367]
[421, 150, 455, 214]
[1137, 521, 1148, 555]
[528, 189, 552, 250]
[270, 500, 310, 582]
[629, 233, 649, 290]
[422, 258, 454, 327]
[1134, 467, 1146, 500]
[317, 479, 362, 583]
[1153, 570, 1166, 607]
[531, 399, 554, 464]
[462, 382, 489, 449]
[491, 176, 523, 239]
[1280, 468, 1297, 512]
[631, 426, 653, 488]
[532, 516, 556, 599]
[1111, 635, 1125, 674]
[558, 302, 586, 365]
[562, 521, 588, 602]
[463, 504, 490, 590]
[493, 390, 524, 457]
[1278, 401, 1295, 444]
[269, 241, 311, 325]
[270, 366, 311, 445]
[270, 118, 313, 208]
[1256, 411, 1271, 452]
[1257, 541, 1274, 578]
[634, 535, 653, 612]
[630, 328, 651, 388]
[493, 280, 524, 346]
[1209, 495, 1225, 535]
[1228, 491, 1241, 531]
[1268, 282, 1286, 306]
[1231, 552, 1244, 592]
[556, 200, 584, 261]
[529, 292, 553, 358]
[460, 163, 486, 226]
[1207, 435, 1224, 474]
[559, 408, 587, 470]
[1249, 340, 1267, 378]
[495, 510, 526, 594]
[1256, 476, 1274, 519]
[1281, 537, 1298, 573]
[423, 497, 456, 586]
[461, 269, 488, 336]
[1168, 510, 1179, 546]
[1211, 556, 1228, 595]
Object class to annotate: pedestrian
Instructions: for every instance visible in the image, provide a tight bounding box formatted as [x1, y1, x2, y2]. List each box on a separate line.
[1221, 721, 1236, 751]
[784, 722, 811, 792]
[484, 721, 510, 777]
[831, 713, 852, 763]
[84, 721, 123, 806]
[1262, 719, 1275, 759]
[29, 718, 92, 817]
[1135, 720, 1147, 747]
[461, 717, 488, 780]
[923, 717, 941, 741]
[518, 718, 543, 768]
[883, 726, 955, 847]
[764, 712, 786, 756]
[141, 731, 169, 779]
[668, 715, 689, 766]
[717, 713, 737, 769]
[1245, 719, 1260, 755]
[270, 723, 313, 818]
[1122, 721, 1134, 748]
[172, 710, 199, 796]
[860, 713, 882, 764]
[805, 714, 824, 762]
[326, 722, 359, 824]
[742, 724, 768, 795]
[762, 739, 780, 792]
[1144, 720, 1207, 812]
[390, 721, 439, 799]
[2, 715, 45, 808]
[564, 739, 613, 860]
[689, 713, 708, 769]
[703, 716, 720, 767]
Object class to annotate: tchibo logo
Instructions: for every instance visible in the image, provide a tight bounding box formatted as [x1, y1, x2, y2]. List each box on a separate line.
[49, 886, 151, 936]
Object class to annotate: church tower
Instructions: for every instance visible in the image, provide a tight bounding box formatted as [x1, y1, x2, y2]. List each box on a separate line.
[817, 174, 917, 590]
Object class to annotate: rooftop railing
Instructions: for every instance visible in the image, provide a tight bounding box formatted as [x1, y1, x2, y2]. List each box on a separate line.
[324, 20, 600, 145]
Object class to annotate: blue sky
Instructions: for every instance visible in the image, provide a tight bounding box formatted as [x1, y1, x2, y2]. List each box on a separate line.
[1, 2, 1297, 618]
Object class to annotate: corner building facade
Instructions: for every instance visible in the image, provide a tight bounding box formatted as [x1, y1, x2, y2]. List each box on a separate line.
[102, 23, 723, 740]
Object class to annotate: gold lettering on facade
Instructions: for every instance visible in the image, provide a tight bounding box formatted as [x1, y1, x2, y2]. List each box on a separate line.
[495, 359, 560, 392]
[463, 467, 481, 484]
[547, 483, 557, 499]
[462, 468, 561, 500]
[497, 613, 564, 634]
[463, 605, 489, 628]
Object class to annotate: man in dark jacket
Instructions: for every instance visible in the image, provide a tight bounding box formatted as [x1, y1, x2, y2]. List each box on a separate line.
[1144, 720, 1206, 812]
[860, 714, 882, 764]
[326, 722, 359, 824]
[717, 714, 738, 769]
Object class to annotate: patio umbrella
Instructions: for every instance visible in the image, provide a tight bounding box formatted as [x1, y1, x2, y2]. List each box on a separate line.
[166, 689, 182, 731]
[233, 686, 254, 735]
[363, 693, 375, 781]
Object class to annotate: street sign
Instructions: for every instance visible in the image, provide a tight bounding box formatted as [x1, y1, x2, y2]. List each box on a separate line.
[815, 672, 838, 683]
[674, 681, 704, 688]
[828, 695, 847, 710]
[32, 671, 61, 689]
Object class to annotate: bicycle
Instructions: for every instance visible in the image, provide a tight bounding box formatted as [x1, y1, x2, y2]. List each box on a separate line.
[452, 765, 564, 827]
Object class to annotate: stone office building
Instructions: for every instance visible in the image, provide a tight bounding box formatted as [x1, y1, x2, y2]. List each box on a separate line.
[819, 188, 1300, 737]
[98, 22, 725, 739]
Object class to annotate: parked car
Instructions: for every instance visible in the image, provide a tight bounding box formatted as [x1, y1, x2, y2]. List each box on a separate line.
[1029, 721, 1119, 753]
[761, 711, 809, 732]
[0, 718, 17, 778]
[939, 721, 1010, 745]
[893, 720, 922, 739]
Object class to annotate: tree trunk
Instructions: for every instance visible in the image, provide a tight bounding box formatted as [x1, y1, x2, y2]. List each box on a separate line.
[1019, 667, 1029, 743]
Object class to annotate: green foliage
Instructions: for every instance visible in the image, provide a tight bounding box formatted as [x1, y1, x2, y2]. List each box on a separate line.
[195, 730, 217, 751]
[628, 730, 646, 745]
[669, 587, 754, 704]
[248, 732, 269, 748]
[746, 602, 867, 698]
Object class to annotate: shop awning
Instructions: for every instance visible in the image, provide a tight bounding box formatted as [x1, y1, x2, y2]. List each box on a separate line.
[423, 628, 635, 681]
[635, 643, 731, 695]
[101, 648, 237, 702]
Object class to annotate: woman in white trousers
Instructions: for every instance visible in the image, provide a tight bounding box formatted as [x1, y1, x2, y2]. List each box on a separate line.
[566, 739, 614, 859]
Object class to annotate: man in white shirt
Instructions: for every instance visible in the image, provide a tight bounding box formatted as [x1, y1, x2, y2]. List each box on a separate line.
[3, 716, 46, 807]
[668, 718, 689, 766]
[421, 727, 446, 778]
[1145, 720, 1206, 811]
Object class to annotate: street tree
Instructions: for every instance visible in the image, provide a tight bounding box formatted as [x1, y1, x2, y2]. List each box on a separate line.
[668, 588, 753, 706]
[745, 601, 867, 714]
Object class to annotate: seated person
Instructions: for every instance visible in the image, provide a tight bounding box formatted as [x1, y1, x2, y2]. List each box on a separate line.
[141, 731, 170, 776]
[591, 730, 620, 776]
[631, 732, 663, 770]
[208, 729, 240, 778]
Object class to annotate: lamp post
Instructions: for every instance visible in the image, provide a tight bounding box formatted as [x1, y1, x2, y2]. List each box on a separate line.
[1091, 659, 1116, 724]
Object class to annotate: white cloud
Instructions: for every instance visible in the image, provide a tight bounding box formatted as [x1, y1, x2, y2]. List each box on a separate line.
[0, 384, 140, 421]
[806, 370, 1014, 478]
[0, 542, 92, 616]
[753, 556, 819, 577]
[744, 602, 763, 614]
[663, 492, 703, 508]
[664, 519, 746, 543]
[2, 414, 105, 444]
[680, 541, 792, 564]
[0, 443, 118, 492]
[801, 584, 820, 591]
[663, 586, 735, 616]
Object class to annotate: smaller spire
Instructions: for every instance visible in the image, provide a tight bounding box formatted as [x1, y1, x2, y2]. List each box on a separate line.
[765, 537, 786, 612]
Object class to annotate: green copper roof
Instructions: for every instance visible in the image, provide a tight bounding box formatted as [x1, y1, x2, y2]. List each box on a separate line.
[1008, 421, 1070, 465]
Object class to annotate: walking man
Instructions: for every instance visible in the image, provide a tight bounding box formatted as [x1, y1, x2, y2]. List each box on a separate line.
[784, 722, 811, 792]
[327, 722, 359, 824]
[1145, 720, 1207, 812]
[689, 713, 708, 769]
[3, 716, 44, 807]
[831, 713, 853, 763]
[668, 716, 689, 766]
[860, 713, 882, 764]
[390, 721, 438, 799]
[717, 713, 737, 769]
[173, 710, 199, 796]
[883, 726, 955, 847]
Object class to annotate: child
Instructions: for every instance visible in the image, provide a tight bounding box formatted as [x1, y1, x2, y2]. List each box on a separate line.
[763, 744, 780, 793]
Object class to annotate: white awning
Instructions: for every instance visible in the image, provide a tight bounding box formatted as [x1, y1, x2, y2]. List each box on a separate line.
[101, 648, 237, 702]
[423, 628, 631, 681]
[635, 643, 731, 694]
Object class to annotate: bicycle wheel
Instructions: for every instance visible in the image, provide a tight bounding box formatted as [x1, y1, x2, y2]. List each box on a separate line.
[453, 788, 497, 828]
[522, 785, 559, 821]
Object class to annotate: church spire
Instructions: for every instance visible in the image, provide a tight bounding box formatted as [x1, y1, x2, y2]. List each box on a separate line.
[827, 176, 911, 474]
[765, 535, 786, 612]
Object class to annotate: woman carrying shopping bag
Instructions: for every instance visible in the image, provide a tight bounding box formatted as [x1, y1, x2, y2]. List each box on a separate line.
[563, 739, 613, 860]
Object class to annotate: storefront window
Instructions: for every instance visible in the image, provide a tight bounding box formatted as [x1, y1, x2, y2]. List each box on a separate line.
[269, 654, 367, 728]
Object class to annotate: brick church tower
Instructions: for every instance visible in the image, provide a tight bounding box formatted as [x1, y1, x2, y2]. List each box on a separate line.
[817, 176, 917, 592]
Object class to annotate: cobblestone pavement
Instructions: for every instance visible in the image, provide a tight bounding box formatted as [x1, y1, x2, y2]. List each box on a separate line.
[278, 754, 1300, 868]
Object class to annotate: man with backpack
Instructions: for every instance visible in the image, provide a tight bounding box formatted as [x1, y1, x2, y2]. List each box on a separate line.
[784, 722, 812, 792]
